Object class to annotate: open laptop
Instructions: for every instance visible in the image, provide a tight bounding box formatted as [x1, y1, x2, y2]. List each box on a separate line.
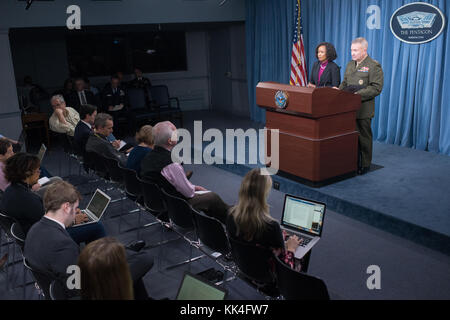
[280, 194, 326, 259]
[72, 189, 111, 227]
[37, 143, 47, 162]
[176, 272, 228, 300]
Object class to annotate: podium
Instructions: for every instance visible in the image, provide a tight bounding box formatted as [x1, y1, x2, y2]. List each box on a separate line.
[256, 82, 361, 186]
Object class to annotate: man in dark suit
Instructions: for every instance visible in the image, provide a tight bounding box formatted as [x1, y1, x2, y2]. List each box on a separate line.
[128, 67, 151, 89]
[24, 181, 155, 299]
[101, 75, 126, 113]
[85, 113, 131, 165]
[68, 78, 97, 111]
[73, 104, 97, 156]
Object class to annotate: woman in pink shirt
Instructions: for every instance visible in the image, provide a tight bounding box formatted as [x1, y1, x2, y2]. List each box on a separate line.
[307, 42, 341, 88]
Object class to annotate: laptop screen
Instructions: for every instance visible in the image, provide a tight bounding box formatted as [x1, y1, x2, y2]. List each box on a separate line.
[282, 195, 326, 236]
[176, 272, 227, 300]
[37, 144, 47, 162]
[86, 189, 111, 219]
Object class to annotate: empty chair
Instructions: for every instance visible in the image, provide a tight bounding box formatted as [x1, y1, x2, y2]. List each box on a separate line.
[274, 254, 330, 300]
[149, 85, 183, 127]
[191, 209, 231, 257]
[127, 87, 158, 130]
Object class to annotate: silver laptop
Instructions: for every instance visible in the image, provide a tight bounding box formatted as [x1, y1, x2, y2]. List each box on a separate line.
[72, 189, 111, 227]
[37, 144, 47, 163]
[280, 194, 326, 259]
[176, 272, 228, 300]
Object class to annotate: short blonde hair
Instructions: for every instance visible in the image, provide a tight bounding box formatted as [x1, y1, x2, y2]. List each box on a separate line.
[135, 125, 154, 146]
[352, 37, 368, 49]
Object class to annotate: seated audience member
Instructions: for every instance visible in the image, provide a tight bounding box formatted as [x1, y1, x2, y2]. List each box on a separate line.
[68, 78, 97, 111]
[0, 144, 60, 195]
[78, 237, 134, 300]
[23, 76, 49, 108]
[73, 104, 97, 156]
[116, 71, 127, 88]
[140, 121, 229, 224]
[24, 181, 154, 300]
[84, 77, 99, 96]
[127, 125, 153, 174]
[101, 75, 127, 113]
[49, 95, 80, 136]
[128, 67, 151, 89]
[227, 168, 302, 271]
[85, 113, 130, 165]
[0, 153, 105, 242]
[0, 133, 21, 153]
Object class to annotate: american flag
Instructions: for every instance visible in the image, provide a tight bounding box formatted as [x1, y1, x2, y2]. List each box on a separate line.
[290, 0, 307, 86]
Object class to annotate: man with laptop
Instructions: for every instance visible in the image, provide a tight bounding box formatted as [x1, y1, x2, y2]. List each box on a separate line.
[25, 180, 155, 299]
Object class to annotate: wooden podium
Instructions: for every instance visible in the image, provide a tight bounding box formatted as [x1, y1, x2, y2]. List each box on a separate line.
[256, 82, 361, 186]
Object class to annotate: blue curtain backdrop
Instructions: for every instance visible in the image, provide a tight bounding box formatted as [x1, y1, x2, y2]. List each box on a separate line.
[246, 0, 450, 155]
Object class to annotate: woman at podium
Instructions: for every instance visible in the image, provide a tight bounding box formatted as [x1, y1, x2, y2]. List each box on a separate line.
[307, 42, 340, 88]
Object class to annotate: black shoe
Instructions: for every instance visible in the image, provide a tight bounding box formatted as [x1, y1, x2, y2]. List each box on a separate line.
[126, 240, 146, 252]
[358, 166, 370, 175]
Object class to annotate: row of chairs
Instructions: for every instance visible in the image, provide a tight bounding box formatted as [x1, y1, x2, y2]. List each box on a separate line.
[82, 151, 330, 300]
[0, 136, 330, 300]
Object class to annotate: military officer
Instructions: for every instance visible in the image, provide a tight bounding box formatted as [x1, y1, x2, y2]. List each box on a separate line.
[339, 37, 384, 175]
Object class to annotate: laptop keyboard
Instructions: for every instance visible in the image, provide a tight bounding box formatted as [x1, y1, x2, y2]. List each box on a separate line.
[284, 233, 312, 247]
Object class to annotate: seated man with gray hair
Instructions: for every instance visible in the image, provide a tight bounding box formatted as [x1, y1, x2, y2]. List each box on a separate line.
[49, 94, 80, 137]
[140, 121, 230, 224]
[85, 113, 132, 166]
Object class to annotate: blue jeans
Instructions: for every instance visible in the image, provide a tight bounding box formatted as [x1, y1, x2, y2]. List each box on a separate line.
[66, 222, 106, 244]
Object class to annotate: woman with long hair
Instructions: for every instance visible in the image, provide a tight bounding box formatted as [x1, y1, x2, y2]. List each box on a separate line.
[227, 168, 301, 269]
[78, 237, 134, 300]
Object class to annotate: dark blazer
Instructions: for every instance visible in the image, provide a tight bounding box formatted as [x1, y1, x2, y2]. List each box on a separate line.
[101, 85, 127, 113]
[24, 216, 154, 299]
[85, 132, 128, 165]
[128, 77, 151, 89]
[309, 61, 341, 87]
[24, 217, 79, 284]
[68, 90, 97, 111]
[73, 121, 92, 156]
[0, 182, 44, 235]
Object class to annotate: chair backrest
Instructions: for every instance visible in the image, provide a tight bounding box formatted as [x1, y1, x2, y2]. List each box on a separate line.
[228, 236, 275, 285]
[85, 151, 108, 178]
[49, 279, 69, 300]
[0, 211, 15, 238]
[161, 188, 195, 230]
[191, 209, 230, 256]
[118, 163, 142, 199]
[103, 156, 124, 184]
[10, 222, 25, 250]
[138, 177, 167, 217]
[274, 254, 330, 300]
[150, 85, 170, 107]
[127, 87, 147, 110]
[23, 257, 54, 300]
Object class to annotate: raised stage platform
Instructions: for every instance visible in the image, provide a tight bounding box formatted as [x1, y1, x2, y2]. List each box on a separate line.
[184, 111, 450, 255]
